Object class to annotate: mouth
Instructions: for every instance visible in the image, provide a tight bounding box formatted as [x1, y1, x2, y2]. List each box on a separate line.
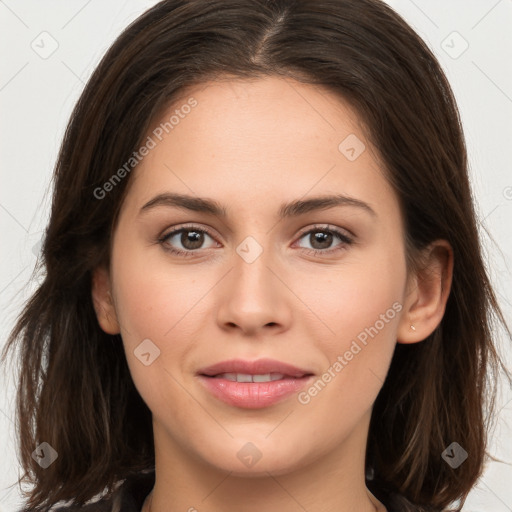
[206, 372, 294, 382]
[196, 359, 314, 409]
[198, 357, 312, 378]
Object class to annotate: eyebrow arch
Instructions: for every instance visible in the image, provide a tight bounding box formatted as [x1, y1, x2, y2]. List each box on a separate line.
[139, 192, 377, 218]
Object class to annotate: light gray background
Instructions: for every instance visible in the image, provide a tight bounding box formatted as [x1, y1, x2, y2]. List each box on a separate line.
[1, 1, 511, 511]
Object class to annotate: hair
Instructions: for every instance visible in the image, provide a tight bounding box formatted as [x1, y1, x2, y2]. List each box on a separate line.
[2, 0, 511, 511]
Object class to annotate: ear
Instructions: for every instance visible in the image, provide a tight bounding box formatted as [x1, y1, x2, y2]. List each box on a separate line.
[397, 240, 453, 344]
[91, 264, 120, 335]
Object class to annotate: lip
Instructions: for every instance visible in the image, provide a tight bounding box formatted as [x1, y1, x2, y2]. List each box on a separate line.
[197, 358, 312, 378]
[196, 358, 314, 409]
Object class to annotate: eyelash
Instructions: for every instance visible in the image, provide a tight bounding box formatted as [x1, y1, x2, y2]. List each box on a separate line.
[157, 223, 354, 258]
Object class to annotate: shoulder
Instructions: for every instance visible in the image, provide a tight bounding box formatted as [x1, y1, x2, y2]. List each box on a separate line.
[46, 469, 155, 512]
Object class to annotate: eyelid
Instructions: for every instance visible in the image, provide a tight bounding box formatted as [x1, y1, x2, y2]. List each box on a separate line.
[158, 223, 220, 246]
[291, 224, 354, 256]
[295, 223, 354, 241]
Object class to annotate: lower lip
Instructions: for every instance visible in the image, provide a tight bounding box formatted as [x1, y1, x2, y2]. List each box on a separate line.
[197, 375, 313, 409]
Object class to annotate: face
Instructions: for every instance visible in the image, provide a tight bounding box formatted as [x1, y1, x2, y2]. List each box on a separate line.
[100, 76, 413, 477]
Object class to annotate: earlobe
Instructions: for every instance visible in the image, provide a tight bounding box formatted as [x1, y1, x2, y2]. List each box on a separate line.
[91, 265, 120, 335]
[397, 240, 453, 344]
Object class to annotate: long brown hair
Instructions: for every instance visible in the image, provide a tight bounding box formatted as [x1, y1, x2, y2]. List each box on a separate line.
[2, 1, 510, 510]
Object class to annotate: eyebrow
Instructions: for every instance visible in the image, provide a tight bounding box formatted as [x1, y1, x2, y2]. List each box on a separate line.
[139, 192, 377, 219]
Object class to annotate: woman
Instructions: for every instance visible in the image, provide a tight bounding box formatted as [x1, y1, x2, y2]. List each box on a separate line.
[2, 0, 510, 511]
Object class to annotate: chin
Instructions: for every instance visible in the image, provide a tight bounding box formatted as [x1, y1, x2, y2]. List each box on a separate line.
[195, 438, 313, 477]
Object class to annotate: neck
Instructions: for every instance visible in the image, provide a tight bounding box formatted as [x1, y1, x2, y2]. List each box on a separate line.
[145, 410, 386, 512]
[143, 491, 383, 512]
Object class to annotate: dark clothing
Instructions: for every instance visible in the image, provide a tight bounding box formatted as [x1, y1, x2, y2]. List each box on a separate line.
[50, 470, 154, 512]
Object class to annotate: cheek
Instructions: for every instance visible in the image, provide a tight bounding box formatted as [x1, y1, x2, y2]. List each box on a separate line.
[294, 243, 406, 346]
[295, 276, 402, 431]
[110, 266, 198, 418]
[109, 244, 222, 397]
[291, 246, 405, 418]
[111, 237, 209, 342]
[290, 278, 403, 453]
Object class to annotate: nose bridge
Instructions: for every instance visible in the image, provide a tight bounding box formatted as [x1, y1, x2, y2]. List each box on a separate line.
[231, 233, 277, 302]
[216, 232, 290, 333]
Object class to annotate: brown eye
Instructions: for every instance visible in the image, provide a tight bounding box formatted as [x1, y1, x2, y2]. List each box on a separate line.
[309, 230, 334, 250]
[159, 225, 218, 256]
[295, 226, 353, 255]
[177, 229, 205, 250]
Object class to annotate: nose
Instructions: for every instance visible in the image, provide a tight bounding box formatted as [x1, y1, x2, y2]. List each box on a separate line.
[215, 243, 292, 337]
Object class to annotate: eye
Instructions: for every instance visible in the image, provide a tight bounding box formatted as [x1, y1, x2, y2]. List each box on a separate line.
[158, 223, 354, 258]
[294, 225, 353, 256]
[158, 224, 218, 257]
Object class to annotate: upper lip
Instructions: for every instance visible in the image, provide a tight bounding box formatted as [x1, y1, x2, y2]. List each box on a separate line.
[198, 358, 313, 378]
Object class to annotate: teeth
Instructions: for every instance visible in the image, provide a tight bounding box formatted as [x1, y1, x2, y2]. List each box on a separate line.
[252, 373, 284, 382]
[214, 373, 285, 382]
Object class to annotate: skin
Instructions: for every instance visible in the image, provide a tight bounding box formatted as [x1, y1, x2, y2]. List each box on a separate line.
[92, 76, 453, 512]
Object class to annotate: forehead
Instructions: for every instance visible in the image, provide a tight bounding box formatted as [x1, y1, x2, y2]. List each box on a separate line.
[165, 76, 366, 154]
[120, 76, 398, 223]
